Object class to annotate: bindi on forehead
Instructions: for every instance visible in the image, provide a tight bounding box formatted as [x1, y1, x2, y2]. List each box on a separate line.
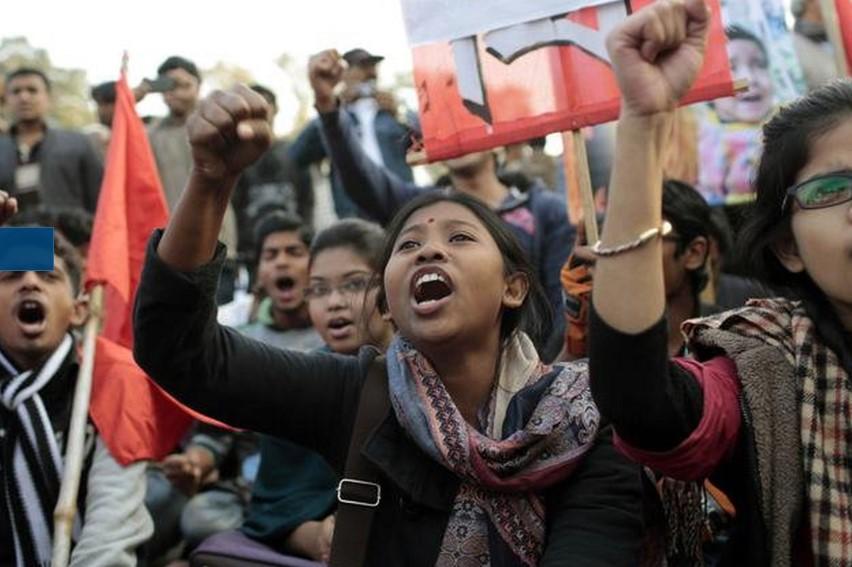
[427, 218, 435, 224]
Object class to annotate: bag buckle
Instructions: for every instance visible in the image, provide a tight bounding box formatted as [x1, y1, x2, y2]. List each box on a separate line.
[337, 478, 381, 508]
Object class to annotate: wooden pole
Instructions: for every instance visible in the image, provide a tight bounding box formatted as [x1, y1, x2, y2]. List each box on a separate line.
[52, 284, 104, 567]
[569, 129, 599, 244]
[817, 0, 850, 77]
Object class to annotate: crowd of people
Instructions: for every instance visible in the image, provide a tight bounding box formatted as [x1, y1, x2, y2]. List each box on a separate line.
[0, 0, 850, 565]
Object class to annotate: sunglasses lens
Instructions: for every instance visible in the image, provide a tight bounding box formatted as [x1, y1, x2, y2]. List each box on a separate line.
[797, 176, 852, 209]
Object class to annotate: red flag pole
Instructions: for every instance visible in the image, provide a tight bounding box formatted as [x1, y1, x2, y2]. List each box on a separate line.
[818, 0, 851, 76]
[52, 284, 104, 567]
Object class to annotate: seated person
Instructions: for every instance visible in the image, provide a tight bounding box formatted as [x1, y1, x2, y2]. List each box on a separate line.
[198, 219, 393, 564]
[146, 210, 324, 562]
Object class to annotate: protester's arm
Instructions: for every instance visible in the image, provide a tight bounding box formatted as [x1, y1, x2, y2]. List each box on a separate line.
[156, 84, 270, 270]
[286, 515, 335, 563]
[134, 86, 369, 467]
[161, 424, 231, 495]
[540, 427, 643, 566]
[588, 3, 716, 442]
[589, 310, 742, 478]
[187, 423, 234, 473]
[592, 0, 715, 334]
[0, 190, 17, 225]
[135, 230, 371, 469]
[310, 50, 421, 225]
[69, 438, 153, 567]
[287, 120, 328, 168]
[79, 136, 104, 213]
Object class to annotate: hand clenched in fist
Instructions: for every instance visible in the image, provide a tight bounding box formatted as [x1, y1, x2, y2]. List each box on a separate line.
[0, 191, 17, 226]
[308, 49, 345, 113]
[188, 84, 272, 182]
[606, 0, 711, 117]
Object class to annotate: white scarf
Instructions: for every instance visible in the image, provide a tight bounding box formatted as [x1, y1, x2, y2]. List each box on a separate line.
[0, 334, 80, 567]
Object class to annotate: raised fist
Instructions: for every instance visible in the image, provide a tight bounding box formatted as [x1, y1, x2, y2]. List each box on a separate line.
[606, 0, 711, 117]
[308, 49, 345, 112]
[187, 84, 272, 182]
[0, 191, 18, 226]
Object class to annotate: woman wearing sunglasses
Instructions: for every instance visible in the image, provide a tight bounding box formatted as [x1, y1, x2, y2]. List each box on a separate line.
[588, 0, 852, 565]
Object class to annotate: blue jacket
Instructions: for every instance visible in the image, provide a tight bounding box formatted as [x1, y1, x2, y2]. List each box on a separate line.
[289, 108, 414, 218]
[317, 109, 574, 359]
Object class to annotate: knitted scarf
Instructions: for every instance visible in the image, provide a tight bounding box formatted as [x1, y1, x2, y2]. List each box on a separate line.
[0, 335, 80, 567]
[685, 298, 852, 566]
[387, 332, 599, 566]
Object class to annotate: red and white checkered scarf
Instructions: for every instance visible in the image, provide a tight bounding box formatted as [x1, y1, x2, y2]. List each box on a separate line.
[688, 298, 852, 566]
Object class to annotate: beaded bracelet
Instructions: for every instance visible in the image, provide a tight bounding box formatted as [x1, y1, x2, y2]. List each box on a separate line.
[590, 221, 673, 257]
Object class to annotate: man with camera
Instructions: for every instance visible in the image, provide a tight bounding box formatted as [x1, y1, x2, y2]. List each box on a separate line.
[138, 56, 239, 303]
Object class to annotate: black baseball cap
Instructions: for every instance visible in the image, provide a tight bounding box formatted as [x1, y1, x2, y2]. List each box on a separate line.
[342, 48, 384, 67]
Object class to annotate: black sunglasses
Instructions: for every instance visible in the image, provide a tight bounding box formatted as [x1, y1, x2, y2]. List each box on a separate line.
[782, 171, 852, 213]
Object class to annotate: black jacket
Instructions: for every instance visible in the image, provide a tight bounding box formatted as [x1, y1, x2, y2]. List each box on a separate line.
[0, 127, 103, 213]
[134, 231, 644, 566]
[588, 309, 807, 566]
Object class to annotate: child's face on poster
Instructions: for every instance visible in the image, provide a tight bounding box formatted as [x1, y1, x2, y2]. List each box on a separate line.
[715, 38, 774, 124]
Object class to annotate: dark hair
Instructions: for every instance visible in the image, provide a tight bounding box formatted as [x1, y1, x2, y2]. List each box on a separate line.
[726, 25, 768, 59]
[91, 81, 117, 104]
[310, 219, 385, 272]
[707, 207, 734, 260]
[53, 231, 83, 295]
[6, 218, 83, 295]
[738, 79, 852, 297]
[377, 191, 552, 349]
[252, 210, 313, 265]
[662, 179, 711, 295]
[14, 206, 93, 248]
[157, 56, 201, 82]
[250, 84, 276, 107]
[6, 67, 51, 92]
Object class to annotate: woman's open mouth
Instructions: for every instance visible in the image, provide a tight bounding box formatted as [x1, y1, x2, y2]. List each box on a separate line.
[16, 299, 47, 337]
[410, 268, 454, 316]
[327, 317, 355, 340]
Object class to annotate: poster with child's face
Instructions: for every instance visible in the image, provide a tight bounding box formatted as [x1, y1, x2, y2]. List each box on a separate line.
[695, 0, 806, 206]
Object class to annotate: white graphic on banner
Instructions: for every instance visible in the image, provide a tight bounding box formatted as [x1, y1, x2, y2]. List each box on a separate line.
[402, 0, 614, 46]
[444, 1, 628, 123]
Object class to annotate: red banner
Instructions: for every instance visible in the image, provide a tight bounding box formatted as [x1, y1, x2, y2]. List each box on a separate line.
[408, 0, 734, 161]
[838, 0, 852, 74]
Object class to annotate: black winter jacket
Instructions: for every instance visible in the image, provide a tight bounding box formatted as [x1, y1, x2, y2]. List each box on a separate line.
[134, 231, 644, 566]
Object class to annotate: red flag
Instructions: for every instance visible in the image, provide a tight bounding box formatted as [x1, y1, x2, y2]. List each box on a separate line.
[837, 0, 852, 74]
[401, 0, 734, 161]
[84, 73, 197, 464]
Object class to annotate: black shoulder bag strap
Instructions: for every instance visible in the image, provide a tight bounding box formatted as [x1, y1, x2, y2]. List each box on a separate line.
[328, 355, 389, 567]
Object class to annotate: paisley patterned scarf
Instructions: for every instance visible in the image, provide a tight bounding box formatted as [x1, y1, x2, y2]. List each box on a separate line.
[387, 332, 599, 566]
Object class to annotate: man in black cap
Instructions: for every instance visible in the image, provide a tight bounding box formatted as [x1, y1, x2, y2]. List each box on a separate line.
[289, 47, 415, 219]
[341, 48, 383, 84]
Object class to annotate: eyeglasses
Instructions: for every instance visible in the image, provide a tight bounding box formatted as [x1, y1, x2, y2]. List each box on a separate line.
[304, 276, 374, 301]
[783, 171, 852, 213]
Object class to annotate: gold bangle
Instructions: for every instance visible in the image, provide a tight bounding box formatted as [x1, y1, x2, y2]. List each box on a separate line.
[591, 221, 672, 257]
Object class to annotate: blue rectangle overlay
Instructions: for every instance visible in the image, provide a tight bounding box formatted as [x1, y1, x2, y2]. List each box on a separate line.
[0, 227, 54, 271]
